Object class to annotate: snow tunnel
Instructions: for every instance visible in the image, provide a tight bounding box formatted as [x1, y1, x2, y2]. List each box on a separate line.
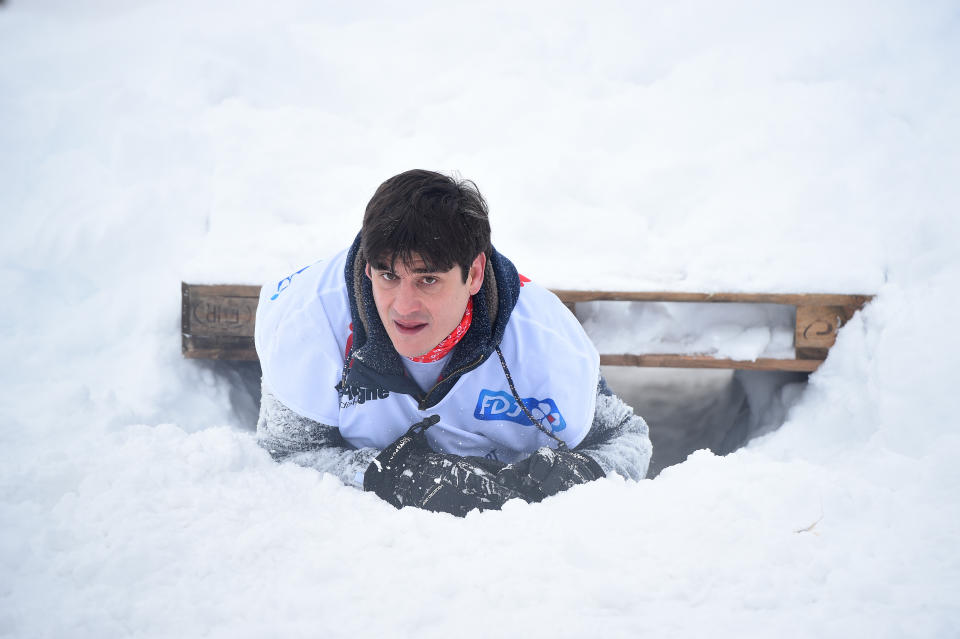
[579, 299, 809, 476]
[207, 298, 809, 478]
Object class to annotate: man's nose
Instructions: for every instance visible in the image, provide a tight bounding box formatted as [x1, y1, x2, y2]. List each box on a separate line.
[391, 280, 422, 316]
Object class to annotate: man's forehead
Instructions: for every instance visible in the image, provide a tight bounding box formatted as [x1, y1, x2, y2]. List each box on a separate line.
[370, 253, 452, 274]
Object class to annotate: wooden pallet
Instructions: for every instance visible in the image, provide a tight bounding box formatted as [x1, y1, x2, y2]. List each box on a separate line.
[181, 283, 872, 372]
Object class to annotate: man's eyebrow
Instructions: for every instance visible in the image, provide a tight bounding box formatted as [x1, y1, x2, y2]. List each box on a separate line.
[371, 261, 439, 274]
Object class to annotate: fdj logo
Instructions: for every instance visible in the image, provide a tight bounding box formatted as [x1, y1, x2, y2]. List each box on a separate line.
[269, 264, 313, 301]
[474, 390, 566, 432]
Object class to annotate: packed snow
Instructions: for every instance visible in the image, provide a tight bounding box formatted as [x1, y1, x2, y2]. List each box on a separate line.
[2, 1, 959, 637]
[580, 300, 796, 360]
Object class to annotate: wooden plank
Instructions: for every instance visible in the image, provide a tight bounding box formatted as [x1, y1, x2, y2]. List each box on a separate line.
[182, 284, 874, 311]
[183, 346, 259, 361]
[183, 284, 874, 308]
[599, 353, 822, 372]
[186, 294, 257, 337]
[182, 283, 260, 359]
[181, 283, 872, 370]
[188, 283, 261, 298]
[551, 289, 872, 307]
[183, 284, 258, 336]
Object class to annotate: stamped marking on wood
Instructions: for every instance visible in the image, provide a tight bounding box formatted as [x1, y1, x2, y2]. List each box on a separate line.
[190, 298, 255, 333]
[795, 304, 862, 360]
[802, 318, 835, 341]
[182, 283, 260, 359]
[796, 306, 855, 350]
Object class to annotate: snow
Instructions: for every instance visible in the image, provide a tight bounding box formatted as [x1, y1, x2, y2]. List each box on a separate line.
[581, 301, 796, 360]
[2, 1, 959, 637]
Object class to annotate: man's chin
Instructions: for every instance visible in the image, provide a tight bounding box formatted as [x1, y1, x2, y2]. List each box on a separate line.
[389, 335, 433, 359]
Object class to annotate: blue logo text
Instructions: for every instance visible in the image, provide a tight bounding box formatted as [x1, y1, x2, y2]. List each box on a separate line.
[270, 264, 313, 300]
[474, 390, 566, 432]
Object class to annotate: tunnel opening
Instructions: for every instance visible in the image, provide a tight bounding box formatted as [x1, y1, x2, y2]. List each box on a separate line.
[205, 298, 811, 477]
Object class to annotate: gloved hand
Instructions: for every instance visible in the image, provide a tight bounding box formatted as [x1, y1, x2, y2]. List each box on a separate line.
[363, 415, 529, 517]
[496, 446, 605, 499]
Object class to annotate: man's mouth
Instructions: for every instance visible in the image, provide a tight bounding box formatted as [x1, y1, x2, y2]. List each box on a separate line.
[393, 319, 428, 335]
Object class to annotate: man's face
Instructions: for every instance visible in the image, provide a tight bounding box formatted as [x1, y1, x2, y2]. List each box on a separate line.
[366, 252, 486, 359]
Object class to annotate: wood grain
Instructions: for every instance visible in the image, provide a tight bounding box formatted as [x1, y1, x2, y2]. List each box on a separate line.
[551, 289, 872, 307]
[182, 283, 260, 359]
[599, 353, 823, 372]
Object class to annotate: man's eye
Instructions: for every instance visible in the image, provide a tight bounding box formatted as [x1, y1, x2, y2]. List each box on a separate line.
[421, 276, 438, 286]
[381, 272, 398, 281]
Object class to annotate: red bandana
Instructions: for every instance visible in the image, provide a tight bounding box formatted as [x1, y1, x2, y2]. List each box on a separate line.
[410, 298, 473, 363]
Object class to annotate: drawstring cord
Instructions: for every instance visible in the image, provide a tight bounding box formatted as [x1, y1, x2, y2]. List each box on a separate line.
[495, 346, 569, 451]
[335, 348, 353, 397]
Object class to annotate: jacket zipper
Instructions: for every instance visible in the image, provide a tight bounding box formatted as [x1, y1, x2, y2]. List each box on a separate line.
[417, 355, 484, 411]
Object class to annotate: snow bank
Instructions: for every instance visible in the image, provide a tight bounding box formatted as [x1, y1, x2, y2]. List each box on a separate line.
[582, 300, 796, 360]
[1, 0, 958, 636]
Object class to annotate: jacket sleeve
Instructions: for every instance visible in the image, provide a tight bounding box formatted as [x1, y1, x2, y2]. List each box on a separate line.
[256, 381, 379, 488]
[574, 376, 652, 480]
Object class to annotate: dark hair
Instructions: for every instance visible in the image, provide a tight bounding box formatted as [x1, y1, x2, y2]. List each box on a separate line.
[361, 169, 491, 282]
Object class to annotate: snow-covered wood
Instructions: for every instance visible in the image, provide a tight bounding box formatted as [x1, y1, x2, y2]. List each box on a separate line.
[182, 283, 870, 370]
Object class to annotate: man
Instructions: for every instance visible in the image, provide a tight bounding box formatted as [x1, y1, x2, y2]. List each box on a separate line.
[255, 169, 651, 516]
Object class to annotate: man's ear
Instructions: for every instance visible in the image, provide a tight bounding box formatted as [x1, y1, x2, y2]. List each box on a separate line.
[467, 253, 486, 295]
[364, 263, 372, 280]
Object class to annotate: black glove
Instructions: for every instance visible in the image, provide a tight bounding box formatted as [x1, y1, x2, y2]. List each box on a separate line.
[364, 415, 529, 517]
[496, 446, 605, 499]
